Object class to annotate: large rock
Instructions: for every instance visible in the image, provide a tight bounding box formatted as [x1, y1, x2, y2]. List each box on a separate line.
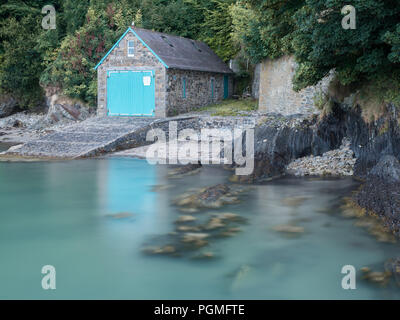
[346, 104, 400, 178]
[47, 101, 91, 123]
[237, 112, 344, 182]
[354, 155, 400, 237]
[369, 155, 400, 183]
[0, 96, 19, 118]
[32, 91, 93, 129]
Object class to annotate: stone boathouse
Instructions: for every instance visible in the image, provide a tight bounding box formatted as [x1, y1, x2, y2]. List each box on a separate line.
[95, 26, 233, 118]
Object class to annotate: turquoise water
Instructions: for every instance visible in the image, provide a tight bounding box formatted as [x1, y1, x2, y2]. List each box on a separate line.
[0, 158, 399, 300]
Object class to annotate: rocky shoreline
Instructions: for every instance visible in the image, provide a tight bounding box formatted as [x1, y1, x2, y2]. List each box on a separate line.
[286, 138, 356, 177]
[353, 155, 400, 237]
[0, 94, 94, 146]
[1, 100, 400, 241]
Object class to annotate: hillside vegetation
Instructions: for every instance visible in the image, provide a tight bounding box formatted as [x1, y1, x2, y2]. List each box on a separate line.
[0, 0, 399, 109]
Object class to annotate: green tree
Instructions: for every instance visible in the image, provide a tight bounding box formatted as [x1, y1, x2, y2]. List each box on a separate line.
[242, 0, 400, 104]
[40, 6, 117, 105]
[199, 0, 237, 62]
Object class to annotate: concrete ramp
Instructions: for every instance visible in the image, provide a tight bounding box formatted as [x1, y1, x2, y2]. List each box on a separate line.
[3, 117, 158, 159]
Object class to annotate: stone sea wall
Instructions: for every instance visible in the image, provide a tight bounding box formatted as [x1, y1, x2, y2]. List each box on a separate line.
[258, 55, 332, 115]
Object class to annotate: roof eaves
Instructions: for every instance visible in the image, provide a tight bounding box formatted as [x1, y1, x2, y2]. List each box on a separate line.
[94, 27, 169, 70]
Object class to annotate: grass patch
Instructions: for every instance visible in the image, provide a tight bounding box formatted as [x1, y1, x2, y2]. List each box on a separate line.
[199, 99, 258, 116]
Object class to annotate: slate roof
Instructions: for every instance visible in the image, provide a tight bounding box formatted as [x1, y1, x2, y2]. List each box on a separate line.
[133, 27, 233, 74]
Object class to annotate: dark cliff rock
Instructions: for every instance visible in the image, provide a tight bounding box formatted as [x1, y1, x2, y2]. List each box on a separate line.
[345, 104, 400, 178]
[354, 155, 400, 236]
[369, 155, 400, 183]
[0, 96, 20, 118]
[241, 106, 348, 182]
[312, 103, 400, 235]
[247, 103, 400, 235]
[287, 102, 400, 180]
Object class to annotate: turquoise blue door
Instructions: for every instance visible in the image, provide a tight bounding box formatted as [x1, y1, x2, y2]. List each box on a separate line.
[107, 71, 155, 116]
[224, 75, 229, 99]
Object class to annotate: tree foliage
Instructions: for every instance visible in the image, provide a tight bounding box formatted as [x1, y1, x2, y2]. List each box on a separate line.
[0, 0, 240, 108]
[242, 0, 400, 103]
[1, 0, 399, 109]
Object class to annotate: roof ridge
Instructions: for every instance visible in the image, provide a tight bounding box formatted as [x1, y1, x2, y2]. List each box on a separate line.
[132, 27, 204, 44]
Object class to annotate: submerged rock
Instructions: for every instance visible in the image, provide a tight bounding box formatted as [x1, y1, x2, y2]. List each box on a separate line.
[219, 227, 242, 237]
[182, 233, 209, 243]
[151, 184, 174, 192]
[174, 184, 242, 209]
[192, 251, 215, 260]
[105, 212, 135, 220]
[178, 207, 200, 214]
[143, 245, 177, 256]
[205, 217, 225, 230]
[361, 267, 392, 286]
[281, 196, 309, 207]
[272, 224, 305, 235]
[168, 163, 202, 178]
[218, 213, 243, 221]
[175, 215, 197, 223]
[342, 198, 397, 243]
[176, 225, 201, 232]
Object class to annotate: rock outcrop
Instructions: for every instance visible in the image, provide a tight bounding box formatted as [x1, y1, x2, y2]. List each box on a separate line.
[353, 155, 400, 236]
[286, 138, 356, 176]
[33, 92, 93, 129]
[238, 106, 348, 182]
[0, 96, 19, 118]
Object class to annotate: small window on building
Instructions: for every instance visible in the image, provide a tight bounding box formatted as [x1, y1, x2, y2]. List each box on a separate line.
[127, 40, 135, 57]
[182, 77, 186, 98]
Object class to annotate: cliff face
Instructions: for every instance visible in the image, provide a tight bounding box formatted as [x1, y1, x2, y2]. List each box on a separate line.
[345, 104, 400, 178]
[249, 102, 400, 235]
[243, 104, 348, 181]
[249, 102, 400, 181]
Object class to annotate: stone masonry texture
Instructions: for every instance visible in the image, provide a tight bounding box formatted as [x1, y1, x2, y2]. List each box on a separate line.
[259, 55, 332, 115]
[97, 31, 232, 118]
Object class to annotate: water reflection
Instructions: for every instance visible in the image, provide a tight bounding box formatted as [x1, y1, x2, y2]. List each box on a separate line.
[105, 159, 157, 214]
[0, 159, 399, 299]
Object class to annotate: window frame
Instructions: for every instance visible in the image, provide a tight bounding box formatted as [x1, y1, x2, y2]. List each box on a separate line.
[127, 40, 135, 57]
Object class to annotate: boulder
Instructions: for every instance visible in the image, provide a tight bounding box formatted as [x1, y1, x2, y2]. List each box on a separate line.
[0, 96, 19, 118]
[31, 91, 92, 129]
[273, 225, 305, 234]
[353, 155, 400, 237]
[175, 184, 239, 209]
[369, 155, 400, 183]
[176, 215, 197, 223]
